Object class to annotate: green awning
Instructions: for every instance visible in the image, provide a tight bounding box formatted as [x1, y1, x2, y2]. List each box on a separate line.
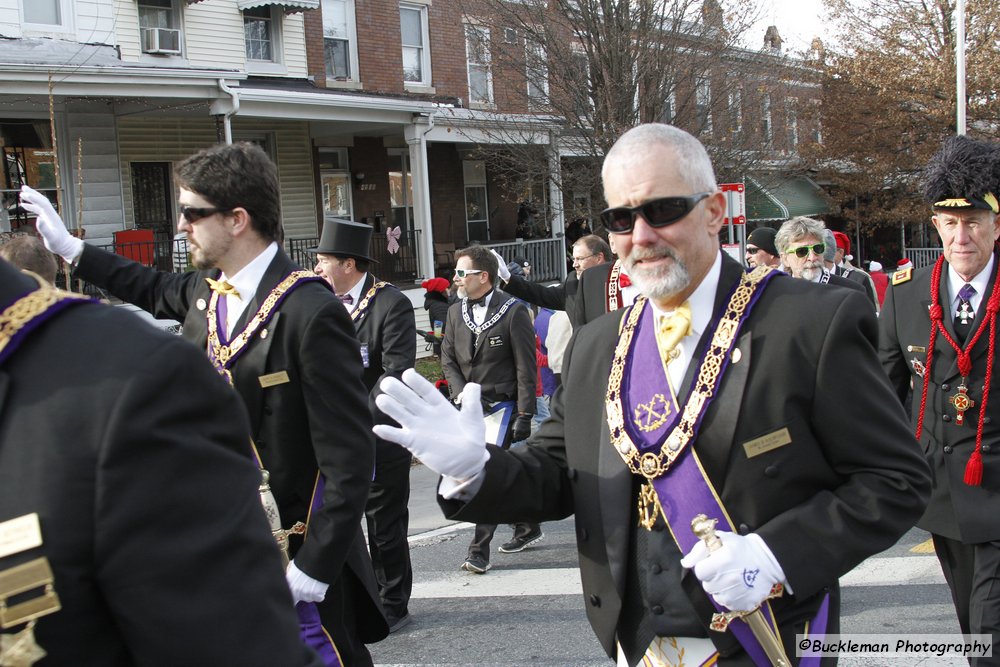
[746, 175, 828, 222]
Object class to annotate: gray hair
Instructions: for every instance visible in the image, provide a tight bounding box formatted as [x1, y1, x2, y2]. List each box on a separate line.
[602, 124, 718, 195]
[821, 229, 837, 262]
[775, 216, 827, 255]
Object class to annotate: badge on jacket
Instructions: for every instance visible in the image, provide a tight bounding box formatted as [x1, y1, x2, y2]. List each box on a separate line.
[488, 335, 503, 348]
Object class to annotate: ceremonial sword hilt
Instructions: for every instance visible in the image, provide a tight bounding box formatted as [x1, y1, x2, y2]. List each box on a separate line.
[690, 514, 791, 667]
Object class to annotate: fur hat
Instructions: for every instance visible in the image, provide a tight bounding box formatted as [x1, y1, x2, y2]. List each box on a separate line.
[921, 135, 1000, 213]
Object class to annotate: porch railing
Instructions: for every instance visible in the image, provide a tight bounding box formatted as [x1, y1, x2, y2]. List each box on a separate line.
[484, 237, 567, 283]
[903, 247, 942, 269]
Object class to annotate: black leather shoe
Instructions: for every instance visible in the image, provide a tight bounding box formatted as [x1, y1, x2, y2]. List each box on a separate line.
[461, 555, 491, 574]
[499, 529, 544, 553]
[388, 613, 412, 633]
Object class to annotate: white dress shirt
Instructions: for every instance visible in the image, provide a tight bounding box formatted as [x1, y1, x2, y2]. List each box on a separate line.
[217, 242, 278, 338]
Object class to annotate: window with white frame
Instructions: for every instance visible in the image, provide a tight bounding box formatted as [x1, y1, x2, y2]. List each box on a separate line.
[138, 0, 181, 55]
[811, 100, 823, 144]
[322, 0, 359, 81]
[762, 92, 772, 146]
[525, 39, 548, 108]
[21, 0, 73, 28]
[786, 102, 798, 150]
[728, 87, 742, 133]
[463, 160, 489, 243]
[570, 46, 592, 114]
[696, 77, 712, 133]
[465, 24, 493, 106]
[400, 3, 431, 86]
[244, 6, 279, 62]
[318, 148, 353, 220]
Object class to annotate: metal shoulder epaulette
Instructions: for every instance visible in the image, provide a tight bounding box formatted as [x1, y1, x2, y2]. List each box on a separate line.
[892, 268, 912, 285]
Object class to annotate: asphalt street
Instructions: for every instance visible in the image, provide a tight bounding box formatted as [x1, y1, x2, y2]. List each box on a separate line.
[369, 464, 966, 667]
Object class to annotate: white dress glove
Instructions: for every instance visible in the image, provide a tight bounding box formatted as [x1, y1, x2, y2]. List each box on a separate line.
[286, 560, 329, 604]
[375, 368, 488, 481]
[490, 249, 511, 283]
[19, 185, 84, 263]
[679, 531, 786, 612]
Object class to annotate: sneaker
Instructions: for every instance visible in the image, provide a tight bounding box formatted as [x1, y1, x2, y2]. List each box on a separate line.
[461, 555, 491, 574]
[499, 530, 544, 553]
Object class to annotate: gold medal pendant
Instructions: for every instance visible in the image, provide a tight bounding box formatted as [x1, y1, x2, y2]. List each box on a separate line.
[638, 481, 660, 531]
[0, 621, 46, 667]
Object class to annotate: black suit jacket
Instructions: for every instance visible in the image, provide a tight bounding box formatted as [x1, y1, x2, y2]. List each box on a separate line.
[879, 253, 1000, 543]
[443, 254, 930, 659]
[503, 272, 579, 323]
[351, 274, 416, 455]
[574, 261, 621, 326]
[73, 243, 387, 640]
[441, 288, 537, 414]
[0, 263, 321, 666]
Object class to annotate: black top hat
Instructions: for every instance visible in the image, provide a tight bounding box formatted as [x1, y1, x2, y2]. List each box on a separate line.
[310, 215, 377, 262]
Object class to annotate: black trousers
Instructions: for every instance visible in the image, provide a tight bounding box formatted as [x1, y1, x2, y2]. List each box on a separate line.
[468, 417, 538, 561]
[364, 439, 413, 623]
[932, 533, 1000, 666]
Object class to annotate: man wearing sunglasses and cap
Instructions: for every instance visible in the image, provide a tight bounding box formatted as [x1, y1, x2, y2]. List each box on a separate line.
[372, 123, 929, 666]
[744, 226, 781, 269]
[879, 135, 1000, 663]
[21, 142, 387, 666]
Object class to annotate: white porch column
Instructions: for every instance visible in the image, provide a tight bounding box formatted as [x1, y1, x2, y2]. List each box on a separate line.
[404, 114, 436, 280]
[547, 134, 567, 280]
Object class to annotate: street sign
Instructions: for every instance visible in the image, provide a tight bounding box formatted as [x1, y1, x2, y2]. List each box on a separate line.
[721, 182, 746, 225]
[722, 243, 742, 264]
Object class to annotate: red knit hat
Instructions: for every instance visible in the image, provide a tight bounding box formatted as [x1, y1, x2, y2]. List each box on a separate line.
[422, 277, 450, 294]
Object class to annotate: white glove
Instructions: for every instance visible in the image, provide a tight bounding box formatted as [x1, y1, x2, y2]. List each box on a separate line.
[680, 531, 785, 612]
[19, 185, 84, 263]
[375, 368, 488, 481]
[286, 560, 329, 604]
[491, 249, 511, 283]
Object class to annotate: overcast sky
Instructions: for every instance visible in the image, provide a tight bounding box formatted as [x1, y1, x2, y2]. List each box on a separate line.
[746, 0, 831, 54]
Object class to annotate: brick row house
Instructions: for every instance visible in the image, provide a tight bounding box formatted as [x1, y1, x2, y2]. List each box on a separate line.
[0, 0, 826, 295]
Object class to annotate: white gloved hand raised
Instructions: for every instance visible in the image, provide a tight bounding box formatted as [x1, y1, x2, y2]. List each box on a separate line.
[679, 531, 786, 612]
[490, 248, 511, 283]
[375, 368, 488, 481]
[19, 185, 84, 263]
[285, 560, 329, 604]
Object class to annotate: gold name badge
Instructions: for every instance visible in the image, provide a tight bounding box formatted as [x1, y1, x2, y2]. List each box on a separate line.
[0, 515, 42, 560]
[258, 370, 290, 388]
[743, 427, 792, 459]
[0, 558, 61, 628]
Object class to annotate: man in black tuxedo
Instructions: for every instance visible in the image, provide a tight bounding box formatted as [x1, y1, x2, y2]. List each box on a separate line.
[879, 135, 1000, 663]
[22, 142, 386, 666]
[374, 124, 930, 666]
[441, 244, 539, 574]
[0, 259, 322, 666]
[312, 217, 417, 634]
[494, 235, 611, 328]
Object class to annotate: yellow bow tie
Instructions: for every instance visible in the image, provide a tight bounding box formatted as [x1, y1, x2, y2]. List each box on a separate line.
[657, 302, 692, 365]
[206, 277, 241, 299]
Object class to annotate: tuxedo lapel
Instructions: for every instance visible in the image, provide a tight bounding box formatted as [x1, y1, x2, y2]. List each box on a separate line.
[352, 274, 375, 326]
[472, 292, 502, 359]
[597, 357, 632, 601]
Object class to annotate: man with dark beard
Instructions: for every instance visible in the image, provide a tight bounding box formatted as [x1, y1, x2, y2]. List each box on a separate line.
[22, 142, 387, 666]
[371, 124, 930, 666]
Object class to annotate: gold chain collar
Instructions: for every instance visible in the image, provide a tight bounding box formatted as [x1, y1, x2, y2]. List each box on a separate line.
[0, 273, 90, 361]
[606, 266, 775, 480]
[350, 280, 391, 322]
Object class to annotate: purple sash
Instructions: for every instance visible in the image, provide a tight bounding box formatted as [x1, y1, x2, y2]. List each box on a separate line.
[0, 285, 93, 366]
[614, 270, 830, 666]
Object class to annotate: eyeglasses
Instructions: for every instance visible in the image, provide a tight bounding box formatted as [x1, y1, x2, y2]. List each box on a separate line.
[786, 243, 826, 258]
[179, 205, 233, 223]
[745, 246, 761, 254]
[572, 253, 597, 264]
[454, 268, 484, 278]
[599, 192, 712, 234]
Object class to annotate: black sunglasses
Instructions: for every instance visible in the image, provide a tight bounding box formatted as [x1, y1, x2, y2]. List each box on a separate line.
[746, 245, 760, 253]
[600, 192, 712, 234]
[179, 205, 233, 223]
[786, 243, 825, 259]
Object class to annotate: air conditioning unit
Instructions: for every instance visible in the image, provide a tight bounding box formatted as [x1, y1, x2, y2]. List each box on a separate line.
[141, 27, 181, 55]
